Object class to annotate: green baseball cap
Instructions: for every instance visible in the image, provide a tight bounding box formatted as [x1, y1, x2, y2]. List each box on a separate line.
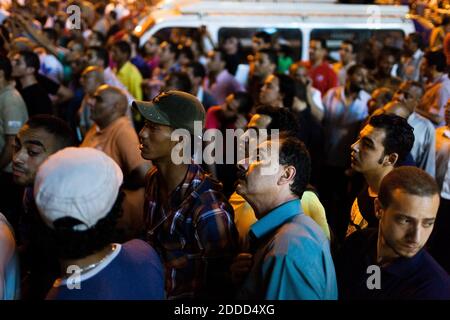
[132, 90, 205, 135]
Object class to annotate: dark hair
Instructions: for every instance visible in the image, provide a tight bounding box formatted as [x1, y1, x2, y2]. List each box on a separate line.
[19, 50, 40, 75]
[273, 73, 296, 109]
[234, 91, 253, 114]
[113, 40, 132, 60]
[47, 190, 124, 259]
[254, 31, 272, 45]
[164, 71, 192, 93]
[378, 166, 439, 208]
[91, 30, 106, 46]
[408, 32, 424, 50]
[424, 50, 446, 73]
[258, 48, 278, 68]
[342, 39, 356, 53]
[89, 46, 109, 68]
[255, 105, 300, 137]
[0, 55, 12, 81]
[278, 136, 311, 198]
[177, 45, 195, 62]
[43, 28, 58, 43]
[26, 115, 77, 149]
[368, 114, 415, 164]
[347, 63, 366, 77]
[187, 61, 206, 79]
[311, 38, 327, 51]
[441, 15, 450, 27]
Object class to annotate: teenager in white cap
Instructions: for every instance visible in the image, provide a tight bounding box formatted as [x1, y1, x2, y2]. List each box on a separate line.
[34, 147, 165, 300]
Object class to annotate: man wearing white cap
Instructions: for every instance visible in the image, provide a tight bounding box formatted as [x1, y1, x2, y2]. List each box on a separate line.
[34, 147, 165, 300]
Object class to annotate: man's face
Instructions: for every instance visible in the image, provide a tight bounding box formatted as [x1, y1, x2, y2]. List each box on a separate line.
[339, 43, 354, 64]
[90, 88, 113, 125]
[80, 72, 100, 95]
[377, 190, 439, 259]
[138, 120, 177, 163]
[404, 36, 417, 55]
[420, 57, 432, 81]
[290, 65, 309, 86]
[223, 37, 238, 55]
[11, 54, 29, 78]
[393, 83, 422, 110]
[253, 52, 273, 78]
[159, 42, 174, 64]
[348, 67, 367, 91]
[351, 124, 388, 173]
[144, 38, 160, 56]
[236, 140, 282, 215]
[259, 74, 281, 107]
[309, 40, 326, 63]
[12, 126, 59, 186]
[252, 36, 269, 53]
[379, 55, 396, 76]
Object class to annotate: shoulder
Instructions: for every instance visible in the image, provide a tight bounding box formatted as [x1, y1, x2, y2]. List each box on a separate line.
[270, 214, 329, 257]
[412, 251, 450, 299]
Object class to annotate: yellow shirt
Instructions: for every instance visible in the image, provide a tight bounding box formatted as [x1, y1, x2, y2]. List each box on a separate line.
[230, 191, 331, 249]
[116, 61, 143, 100]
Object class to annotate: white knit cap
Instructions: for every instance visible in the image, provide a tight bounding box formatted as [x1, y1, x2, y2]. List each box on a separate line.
[34, 147, 123, 231]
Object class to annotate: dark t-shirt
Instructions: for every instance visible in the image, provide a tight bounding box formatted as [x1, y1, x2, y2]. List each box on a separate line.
[46, 239, 165, 300]
[19, 83, 53, 116]
[337, 228, 450, 300]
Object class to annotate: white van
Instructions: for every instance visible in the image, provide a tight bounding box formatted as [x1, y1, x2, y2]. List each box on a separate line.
[134, 0, 415, 61]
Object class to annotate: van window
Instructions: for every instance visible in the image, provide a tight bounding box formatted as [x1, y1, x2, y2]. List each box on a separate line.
[310, 29, 405, 62]
[218, 28, 302, 60]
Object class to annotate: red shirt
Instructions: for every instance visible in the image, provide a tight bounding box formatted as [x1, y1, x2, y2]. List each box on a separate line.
[308, 62, 338, 96]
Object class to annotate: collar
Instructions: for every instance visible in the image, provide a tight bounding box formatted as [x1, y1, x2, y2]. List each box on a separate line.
[413, 49, 423, 60]
[433, 73, 449, 85]
[250, 199, 302, 240]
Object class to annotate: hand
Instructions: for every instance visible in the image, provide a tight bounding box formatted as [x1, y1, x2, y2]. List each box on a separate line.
[230, 253, 253, 287]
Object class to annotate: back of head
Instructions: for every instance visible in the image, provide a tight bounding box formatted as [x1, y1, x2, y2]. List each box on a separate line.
[26, 115, 77, 150]
[89, 46, 109, 69]
[254, 31, 272, 46]
[187, 61, 206, 79]
[424, 50, 446, 73]
[34, 147, 124, 259]
[164, 71, 192, 93]
[19, 50, 40, 74]
[234, 91, 253, 114]
[255, 105, 300, 137]
[114, 40, 131, 60]
[378, 166, 439, 209]
[368, 114, 415, 164]
[273, 73, 296, 109]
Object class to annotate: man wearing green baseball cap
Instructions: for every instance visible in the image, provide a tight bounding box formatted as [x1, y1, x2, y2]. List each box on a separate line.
[133, 90, 238, 300]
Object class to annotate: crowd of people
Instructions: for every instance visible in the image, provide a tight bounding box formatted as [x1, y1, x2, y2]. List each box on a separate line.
[0, 0, 449, 300]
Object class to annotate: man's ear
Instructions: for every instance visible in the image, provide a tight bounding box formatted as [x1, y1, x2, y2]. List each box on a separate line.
[278, 165, 296, 186]
[383, 153, 399, 167]
[374, 198, 383, 220]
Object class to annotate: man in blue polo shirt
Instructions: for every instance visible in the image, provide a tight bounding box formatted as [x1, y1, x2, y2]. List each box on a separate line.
[232, 136, 337, 300]
[337, 166, 450, 300]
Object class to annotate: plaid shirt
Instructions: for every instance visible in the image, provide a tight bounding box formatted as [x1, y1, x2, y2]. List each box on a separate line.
[144, 164, 238, 299]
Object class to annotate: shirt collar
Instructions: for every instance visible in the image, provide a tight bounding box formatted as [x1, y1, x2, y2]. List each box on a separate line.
[250, 199, 302, 240]
[413, 49, 423, 60]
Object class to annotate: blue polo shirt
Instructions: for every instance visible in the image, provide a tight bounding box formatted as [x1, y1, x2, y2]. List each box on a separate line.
[337, 228, 450, 300]
[237, 199, 338, 300]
